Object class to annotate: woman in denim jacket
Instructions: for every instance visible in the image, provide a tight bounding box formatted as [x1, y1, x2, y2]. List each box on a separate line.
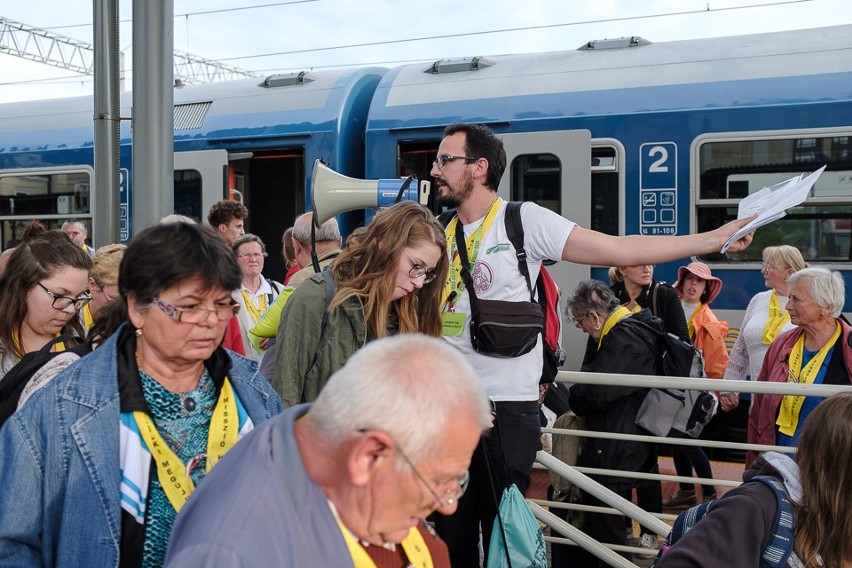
[0, 222, 283, 568]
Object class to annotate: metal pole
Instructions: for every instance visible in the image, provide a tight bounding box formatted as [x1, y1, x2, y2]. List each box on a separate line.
[132, 0, 174, 232]
[92, 0, 120, 247]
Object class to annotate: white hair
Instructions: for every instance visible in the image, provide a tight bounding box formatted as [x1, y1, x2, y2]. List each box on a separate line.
[292, 212, 341, 245]
[788, 266, 845, 318]
[309, 334, 491, 465]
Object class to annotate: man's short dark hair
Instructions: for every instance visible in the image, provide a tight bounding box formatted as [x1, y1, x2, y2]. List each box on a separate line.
[207, 200, 249, 227]
[443, 123, 507, 190]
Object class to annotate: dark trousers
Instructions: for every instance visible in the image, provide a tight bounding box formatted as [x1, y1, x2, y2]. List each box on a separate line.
[434, 400, 541, 568]
[670, 430, 717, 496]
[631, 444, 662, 537]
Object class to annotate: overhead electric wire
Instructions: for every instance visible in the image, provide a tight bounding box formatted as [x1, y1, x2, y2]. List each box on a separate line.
[216, 0, 813, 62]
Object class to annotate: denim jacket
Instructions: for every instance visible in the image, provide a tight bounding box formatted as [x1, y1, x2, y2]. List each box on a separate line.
[0, 326, 284, 567]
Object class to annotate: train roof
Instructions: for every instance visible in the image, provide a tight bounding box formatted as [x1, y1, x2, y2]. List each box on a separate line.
[0, 66, 387, 152]
[367, 24, 852, 129]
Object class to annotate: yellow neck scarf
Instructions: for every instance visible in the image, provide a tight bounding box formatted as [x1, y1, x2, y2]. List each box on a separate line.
[763, 290, 790, 344]
[441, 198, 502, 308]
[335, 517, 433, 568]
[240, 289, 269, 322]
[598, 306, 631, 350]
[776, 322, 841, 436]
[133, 377, 238, 512]
[686, 302, 702, 340]
[82, 303, 94, 330]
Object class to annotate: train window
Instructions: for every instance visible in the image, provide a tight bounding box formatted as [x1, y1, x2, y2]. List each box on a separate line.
[0, 170, 92, 248]
[696, 135, 852, 263]
[511, 154, 560, 214]
[398, 140, 441, 212]
[174, 169, 202, 222]
[592, 146, 619, 236]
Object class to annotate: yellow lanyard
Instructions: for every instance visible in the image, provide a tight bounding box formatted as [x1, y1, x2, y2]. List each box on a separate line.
[441, 198, 502, 308]
[686, 303, 702, 341]
[763, 291, 790, 344]
[776, 322, 841, 436]
[240, 289, 269, 322]
[133, 378, 238, 512]
[82, 303, 94, 330]
[598, 306, 631, 350]
[335, 517, 433, 568]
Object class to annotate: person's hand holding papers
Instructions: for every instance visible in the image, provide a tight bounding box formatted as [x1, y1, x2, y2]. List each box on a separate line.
[721, 166, 827, 253]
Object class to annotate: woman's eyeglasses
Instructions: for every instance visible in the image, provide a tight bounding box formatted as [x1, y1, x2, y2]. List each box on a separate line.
[571, 313, 592, 329]
[153, 297, 240, 324]
[409, 257, 437, 284]
[37, 282, 92, 310]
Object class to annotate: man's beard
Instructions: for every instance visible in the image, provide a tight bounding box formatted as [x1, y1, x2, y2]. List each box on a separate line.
[436, 173, 474, 208]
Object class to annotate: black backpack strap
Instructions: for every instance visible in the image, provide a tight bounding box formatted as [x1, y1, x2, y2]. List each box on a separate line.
[504, 201, 535, 301]
[454, 219, 479, 303]
[437, 209, 457, 228]
[308, 269, 337, 372]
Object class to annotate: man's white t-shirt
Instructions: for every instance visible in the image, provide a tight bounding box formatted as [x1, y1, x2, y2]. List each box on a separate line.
[443, 200, 574, 401]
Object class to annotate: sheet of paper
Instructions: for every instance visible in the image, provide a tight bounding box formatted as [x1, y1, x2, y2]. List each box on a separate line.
[721, 166, 827, 253]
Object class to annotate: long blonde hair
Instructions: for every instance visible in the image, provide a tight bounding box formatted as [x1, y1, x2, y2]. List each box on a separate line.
[331, 202, 448, 338]
[794, 392, 852, 568]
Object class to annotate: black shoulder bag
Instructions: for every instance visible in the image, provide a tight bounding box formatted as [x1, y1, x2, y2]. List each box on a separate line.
[454, 217, 544, 358]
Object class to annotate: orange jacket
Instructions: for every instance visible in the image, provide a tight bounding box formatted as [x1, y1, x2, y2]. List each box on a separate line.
[692, 304, 729, 379]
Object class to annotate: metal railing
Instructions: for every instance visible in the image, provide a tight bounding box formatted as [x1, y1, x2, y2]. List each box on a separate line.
[532, 370, 852, 567]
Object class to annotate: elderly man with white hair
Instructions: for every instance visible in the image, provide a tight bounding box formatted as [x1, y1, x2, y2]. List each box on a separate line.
[164, 334, 492, 567]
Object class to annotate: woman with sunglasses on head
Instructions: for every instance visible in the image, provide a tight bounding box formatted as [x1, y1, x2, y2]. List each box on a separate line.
[718, 245, 807, 412]
[0, 222, 283, 567]
[0, 230, 91, 383]
[271, 201, 448, 407]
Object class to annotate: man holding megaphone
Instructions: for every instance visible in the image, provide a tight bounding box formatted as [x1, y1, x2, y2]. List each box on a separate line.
[431, 123, 757, 567]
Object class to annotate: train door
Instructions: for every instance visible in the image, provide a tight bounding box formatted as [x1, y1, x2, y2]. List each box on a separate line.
[227, 151, 305, 282]
[499, 130, 593, 370]
[173, 150, 228, 224]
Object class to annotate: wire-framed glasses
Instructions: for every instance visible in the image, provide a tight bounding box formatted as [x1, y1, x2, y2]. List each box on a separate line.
[153, 296, 240, 324]
[408, 257, 437, 284]
[432, 154, 477, 169]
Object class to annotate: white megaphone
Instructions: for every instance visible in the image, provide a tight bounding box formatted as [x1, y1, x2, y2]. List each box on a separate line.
[311, 160, 431, 225]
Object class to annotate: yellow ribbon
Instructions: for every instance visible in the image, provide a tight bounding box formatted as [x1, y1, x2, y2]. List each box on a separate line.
[441, 198, 502, 308]
[133, 378, 238, 512]
[763, 290, 790, 344]
[240, 289, 269, 323]
[776, 322, 841, 436]
[686, 302, 702, 341]
[82, 303, 94, 330]
[598, 306, 631, 350]
[335, 517, 434, 568]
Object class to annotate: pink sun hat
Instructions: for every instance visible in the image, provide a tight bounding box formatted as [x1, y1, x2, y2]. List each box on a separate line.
[675, 261, 723, 304]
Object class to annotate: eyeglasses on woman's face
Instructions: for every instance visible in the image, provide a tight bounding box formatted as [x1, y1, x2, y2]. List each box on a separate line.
[570, 312, 593, 329]
[408, 257, 437, 284]
[153, 296, 240, 324]
[37, 282, 92, 311]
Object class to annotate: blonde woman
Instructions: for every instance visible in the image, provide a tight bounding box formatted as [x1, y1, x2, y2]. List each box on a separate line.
[719, 245, 807, 412]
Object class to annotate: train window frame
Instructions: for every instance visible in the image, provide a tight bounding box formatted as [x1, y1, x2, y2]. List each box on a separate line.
[509, 153, 561, 214]
[692, 128, 852, 268]
[590, 141, 624, 238]
[0, 166, 95, 249]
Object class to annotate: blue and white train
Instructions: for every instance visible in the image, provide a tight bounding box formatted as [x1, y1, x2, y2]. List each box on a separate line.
[1, 24, 850, 368]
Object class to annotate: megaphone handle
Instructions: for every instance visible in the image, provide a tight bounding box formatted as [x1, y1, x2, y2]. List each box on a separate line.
[394, 176, 414, 203]
[311, 221, 321, 274]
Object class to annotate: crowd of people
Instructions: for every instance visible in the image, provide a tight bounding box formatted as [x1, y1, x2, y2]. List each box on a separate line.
[0, 121, 848, 568]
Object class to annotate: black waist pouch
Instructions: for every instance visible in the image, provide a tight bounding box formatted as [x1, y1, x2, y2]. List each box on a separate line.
[469, 298, 544, 358]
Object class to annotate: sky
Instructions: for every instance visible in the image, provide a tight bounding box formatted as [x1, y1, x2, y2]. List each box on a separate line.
[1, 0, 851, 104]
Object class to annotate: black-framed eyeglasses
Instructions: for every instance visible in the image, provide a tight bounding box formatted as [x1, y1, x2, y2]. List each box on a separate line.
[153, 296, 240, 324]
[433, 154, 477, 169]
[408, 256, 437, 284]
[37, 282, 92, 310]
[395, 443, 469, 509]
